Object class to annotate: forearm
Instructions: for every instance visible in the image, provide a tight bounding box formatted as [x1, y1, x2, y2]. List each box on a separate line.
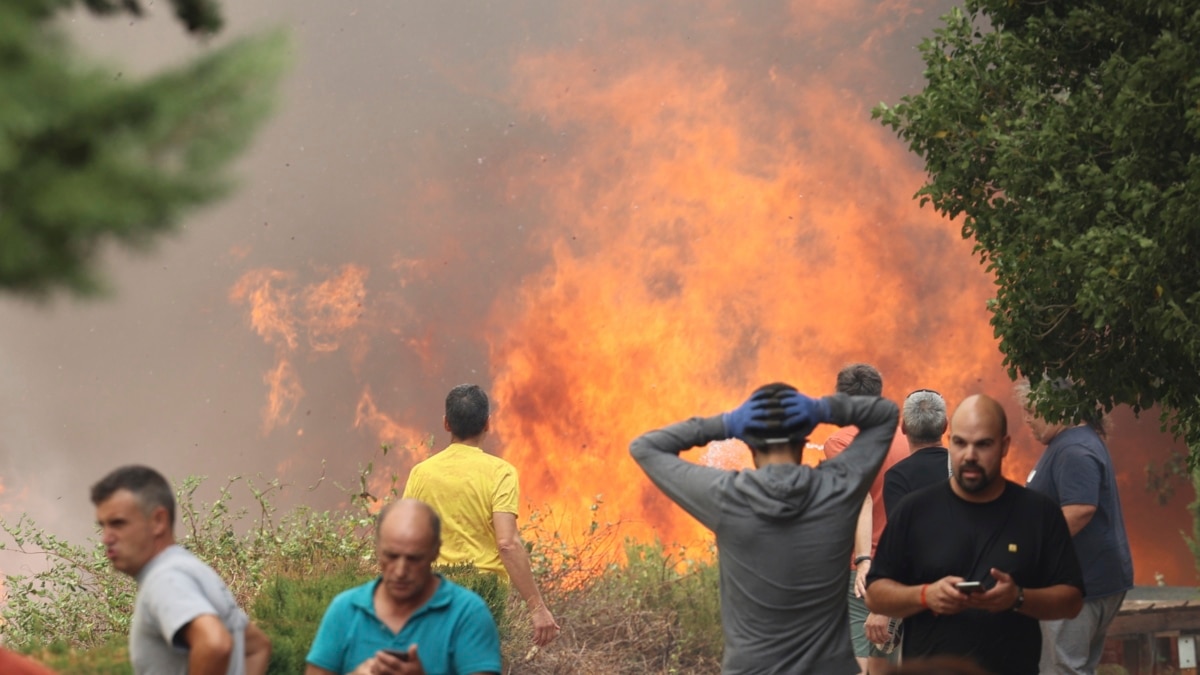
[864, 579, 925, 619]
[244, 623, 271, 675]
[188, 645, 233, 675]
[184, 616, 233, 675]
[630, 415, 726, 462]
[498, 536, 545, 609]
[854, 495, 872, 558]
[1061, 504, 1096, 537]
[1019, 584, 1083, 621]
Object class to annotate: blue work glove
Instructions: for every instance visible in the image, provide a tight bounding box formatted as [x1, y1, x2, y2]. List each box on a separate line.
[722, 393, 771, 440]
[774, 392, 831, 437]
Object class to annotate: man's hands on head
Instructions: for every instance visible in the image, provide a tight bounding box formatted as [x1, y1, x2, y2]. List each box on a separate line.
[722, 394, 770, 439]
[777, 392, 831, 437]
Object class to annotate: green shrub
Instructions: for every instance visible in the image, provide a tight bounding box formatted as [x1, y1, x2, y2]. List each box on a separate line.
[253, 566, 373, 674]
[27, 637, 131, 675]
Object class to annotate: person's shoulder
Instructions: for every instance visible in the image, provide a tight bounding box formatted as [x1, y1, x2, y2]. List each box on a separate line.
[1008, 481, 1062, 509]
[327, 578, 378, 613]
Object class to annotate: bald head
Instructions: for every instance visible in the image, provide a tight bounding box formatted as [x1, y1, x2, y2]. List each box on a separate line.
[948, 395, 1011, 501]
[952, 394, 1007, 438]
[376, 498, 442, 549]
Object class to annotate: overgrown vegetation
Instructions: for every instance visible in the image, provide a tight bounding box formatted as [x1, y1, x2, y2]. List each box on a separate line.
[0, 470, 723, 674]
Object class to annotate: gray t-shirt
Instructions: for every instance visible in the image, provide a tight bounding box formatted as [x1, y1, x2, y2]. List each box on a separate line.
[131, 544, 249, 675]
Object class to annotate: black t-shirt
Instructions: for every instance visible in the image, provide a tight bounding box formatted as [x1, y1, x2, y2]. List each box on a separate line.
[868, 480, 1084, 675]
[882, 447, 949, 520]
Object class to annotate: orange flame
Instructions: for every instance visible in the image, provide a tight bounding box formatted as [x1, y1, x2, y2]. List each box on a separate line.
[225, 2, 1194, 584]
[231, 264, 369, 434]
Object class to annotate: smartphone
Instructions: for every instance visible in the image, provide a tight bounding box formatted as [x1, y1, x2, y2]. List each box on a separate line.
[955, 581, 983, 594]
[381, 649, 410, 661]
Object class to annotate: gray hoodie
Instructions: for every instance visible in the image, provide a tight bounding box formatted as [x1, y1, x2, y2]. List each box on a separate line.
[630, 394, 899, 675]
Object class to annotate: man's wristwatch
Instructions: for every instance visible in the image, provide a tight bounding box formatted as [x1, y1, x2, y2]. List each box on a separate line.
[1011, 585, 1025, 612]
[854, 555, 872, 566]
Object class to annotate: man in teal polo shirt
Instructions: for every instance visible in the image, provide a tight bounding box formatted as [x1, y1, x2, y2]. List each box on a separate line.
[305, 499, 501, 675]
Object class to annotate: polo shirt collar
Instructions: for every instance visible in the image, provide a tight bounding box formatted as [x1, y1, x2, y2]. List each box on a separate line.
[350, 574, 453, 621]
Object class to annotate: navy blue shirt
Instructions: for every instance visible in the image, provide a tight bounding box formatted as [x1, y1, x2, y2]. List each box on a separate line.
[1026, 425, 1133, 599]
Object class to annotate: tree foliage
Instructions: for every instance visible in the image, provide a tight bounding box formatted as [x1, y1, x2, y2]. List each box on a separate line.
[0, 0, 287, 297]
[875, 0, 1200, 458]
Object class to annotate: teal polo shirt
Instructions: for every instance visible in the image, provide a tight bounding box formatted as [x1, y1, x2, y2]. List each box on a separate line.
[306, 575, 501, 675]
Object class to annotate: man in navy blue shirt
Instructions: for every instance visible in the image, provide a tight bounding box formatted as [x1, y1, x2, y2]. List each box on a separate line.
[1017, 380, 1134, 675]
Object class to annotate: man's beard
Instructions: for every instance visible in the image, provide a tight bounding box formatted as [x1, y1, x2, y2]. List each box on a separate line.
[954, 461, 994, 493]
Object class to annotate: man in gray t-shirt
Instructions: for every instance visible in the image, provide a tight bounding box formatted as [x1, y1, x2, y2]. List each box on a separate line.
[92, 465, 271, 675]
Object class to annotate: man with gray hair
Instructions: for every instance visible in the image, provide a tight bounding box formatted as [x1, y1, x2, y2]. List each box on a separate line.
[91, 465, 271, 675]
[1017, 380, 1133, 675]
[883, 389, 951, 520]
[865, 389, 951, 652]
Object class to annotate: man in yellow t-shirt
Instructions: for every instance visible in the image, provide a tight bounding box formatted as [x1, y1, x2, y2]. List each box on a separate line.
[403, 384, 560, 647]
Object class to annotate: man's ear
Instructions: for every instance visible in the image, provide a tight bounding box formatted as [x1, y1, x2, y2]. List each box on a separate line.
[150, 505, 171, 537]
[443, 416, 452, 433]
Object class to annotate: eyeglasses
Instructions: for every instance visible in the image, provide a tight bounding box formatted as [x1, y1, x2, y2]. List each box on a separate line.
[906, 388, 943, 400]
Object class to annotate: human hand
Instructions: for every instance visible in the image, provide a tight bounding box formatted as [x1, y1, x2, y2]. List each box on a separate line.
[722, 393, 771, 439]
[921, 577, 971, 616]
[776, 392, 830, 432]
[965, 568, 1020, 613]
[365, 646, 423, 675]
[854, 559, 871, 598]
[864, 612, 892, 645]
[531, 604, 561, 647]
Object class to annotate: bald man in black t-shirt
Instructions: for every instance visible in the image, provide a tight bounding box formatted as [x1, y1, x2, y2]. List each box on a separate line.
[866, 394, 1084, 675]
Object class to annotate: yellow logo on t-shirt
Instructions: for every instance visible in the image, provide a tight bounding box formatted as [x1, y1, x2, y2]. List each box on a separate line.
[1008, 543, 1018, 553]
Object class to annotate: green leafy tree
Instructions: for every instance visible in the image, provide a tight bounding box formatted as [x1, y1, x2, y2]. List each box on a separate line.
[875, 1, 1199, 451]
[0, 0, 288, 297]
[876, 0, 1200, 578]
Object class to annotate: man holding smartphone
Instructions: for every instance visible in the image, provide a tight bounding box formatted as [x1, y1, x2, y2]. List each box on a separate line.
[866, 394, 1085, 675]
[305, 499, 501, 675]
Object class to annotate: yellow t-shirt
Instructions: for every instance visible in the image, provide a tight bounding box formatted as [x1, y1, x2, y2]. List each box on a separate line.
[402, 443, 520, 579]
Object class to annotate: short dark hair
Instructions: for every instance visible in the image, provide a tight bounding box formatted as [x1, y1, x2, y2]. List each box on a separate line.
[90, 465, 175, 526]
[445, 384, 489, 439]
[836, 363, 883, 396]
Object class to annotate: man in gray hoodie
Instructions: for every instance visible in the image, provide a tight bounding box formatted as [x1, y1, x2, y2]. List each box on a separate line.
[630, 382, 899, 674]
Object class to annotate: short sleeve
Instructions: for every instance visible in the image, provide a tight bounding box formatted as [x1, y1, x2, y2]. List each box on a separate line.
[143, 568, 219, 648]
[492, 464, 520, 515]
[1052, 445, 1102, 508]
[306, 593, 352, 673]
[1035, 498, 1086, 592]
[867, 497, 912, 587]
[822, 427, 854, 459]
[449, 595, 503, 674]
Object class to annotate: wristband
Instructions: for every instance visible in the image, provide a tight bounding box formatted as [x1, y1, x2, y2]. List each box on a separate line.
[919, 584, 929, 609]
[854, 555, 872, 566]
[1011, 586, 1025, 612]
